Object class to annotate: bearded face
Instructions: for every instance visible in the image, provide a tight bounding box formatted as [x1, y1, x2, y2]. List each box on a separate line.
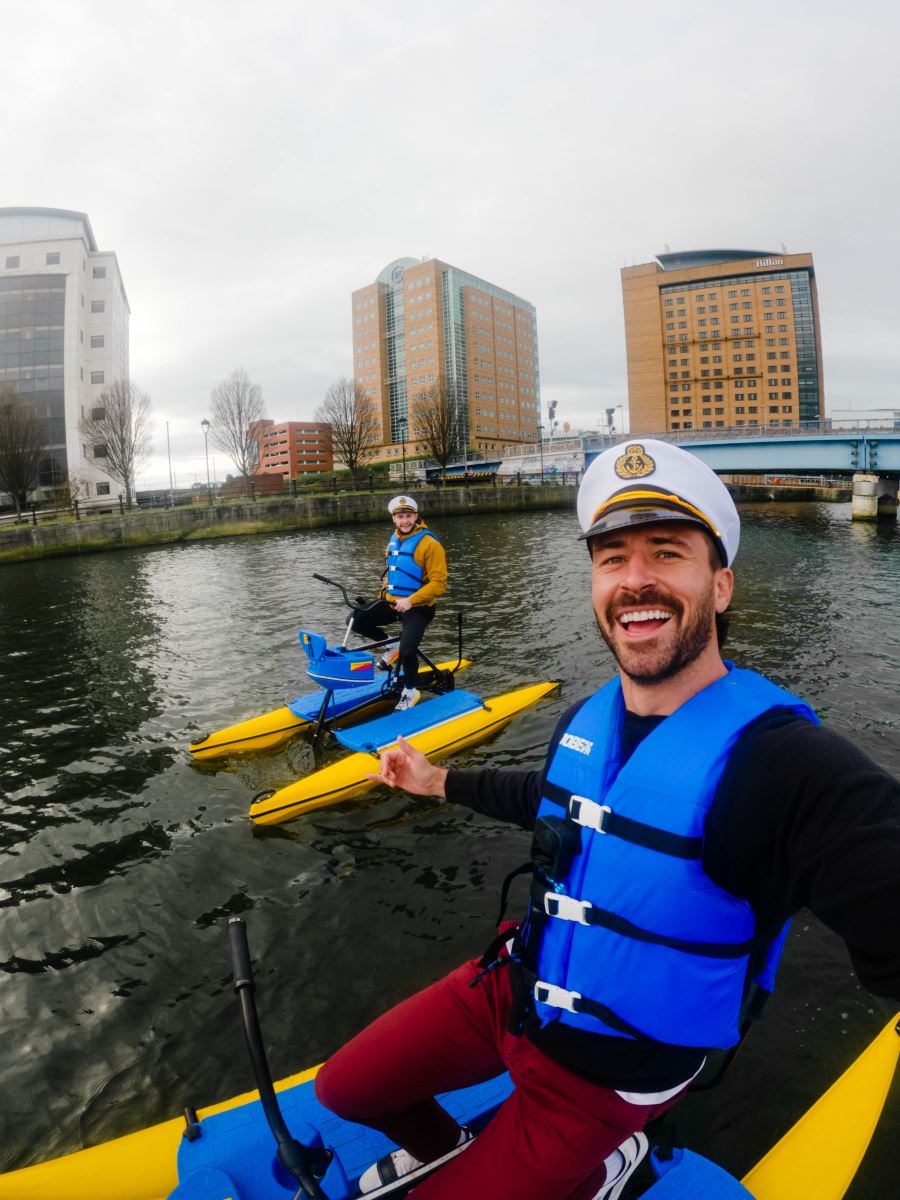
[589, 523, 730, 688]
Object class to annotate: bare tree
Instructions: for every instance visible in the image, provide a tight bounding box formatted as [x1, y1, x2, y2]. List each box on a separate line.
[411, 383, 460, 470]
[79, 378, 153, 508]
[316, 377, 380, 475]
[0, 387, 49, 515]
[208, 368, 265, 497]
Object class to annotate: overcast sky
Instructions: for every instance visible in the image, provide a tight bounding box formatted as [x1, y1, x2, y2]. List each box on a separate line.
[6, 0, 900, 488]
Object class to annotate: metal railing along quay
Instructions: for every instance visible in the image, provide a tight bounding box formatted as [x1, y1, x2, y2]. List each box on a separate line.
[587, 419, 900, 452]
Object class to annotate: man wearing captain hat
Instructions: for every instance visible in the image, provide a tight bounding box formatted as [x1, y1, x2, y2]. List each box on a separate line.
[317, 440, 900, 1200]
[349, 494, 448, 713]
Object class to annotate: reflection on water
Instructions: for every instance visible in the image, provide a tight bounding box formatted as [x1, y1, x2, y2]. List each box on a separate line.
[0, 505, 899, 1195]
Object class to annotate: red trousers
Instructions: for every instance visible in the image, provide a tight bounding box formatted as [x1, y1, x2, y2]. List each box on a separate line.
[314, 956, 684, 1200]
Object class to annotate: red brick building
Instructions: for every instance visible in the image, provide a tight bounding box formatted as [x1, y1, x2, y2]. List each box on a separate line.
[250, 420, 333, 477]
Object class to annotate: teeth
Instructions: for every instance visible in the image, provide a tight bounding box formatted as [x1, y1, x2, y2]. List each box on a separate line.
[620, 610, 671, 625]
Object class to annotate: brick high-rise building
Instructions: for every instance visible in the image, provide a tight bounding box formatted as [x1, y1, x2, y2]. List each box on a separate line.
[352, 257, 540, 461]
[621, 250, 824, 434]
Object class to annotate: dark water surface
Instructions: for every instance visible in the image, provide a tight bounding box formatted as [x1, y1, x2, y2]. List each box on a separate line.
[1, 505, 899, 1196]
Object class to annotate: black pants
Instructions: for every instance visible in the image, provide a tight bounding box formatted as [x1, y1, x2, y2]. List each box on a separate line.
[351, 600, 436, 691]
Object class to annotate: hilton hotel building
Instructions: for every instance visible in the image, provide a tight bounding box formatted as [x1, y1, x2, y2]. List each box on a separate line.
[621, 250, 824, 434]
[352, 257, 540, 461]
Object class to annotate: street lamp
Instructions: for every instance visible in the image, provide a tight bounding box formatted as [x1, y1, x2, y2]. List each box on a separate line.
[537, 423, 544, 481]
[166, 420, 174, 508]
[399, 417, 408, 488]
[201, 418, 212, 504]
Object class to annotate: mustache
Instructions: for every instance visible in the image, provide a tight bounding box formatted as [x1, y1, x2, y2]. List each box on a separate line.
[607, 588, 683, 623]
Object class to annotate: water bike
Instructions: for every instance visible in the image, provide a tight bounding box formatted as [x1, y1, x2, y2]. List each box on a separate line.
[189, 574, 473, 761]
[3, 916, 896, 1200]
[228, 576, 559, 826]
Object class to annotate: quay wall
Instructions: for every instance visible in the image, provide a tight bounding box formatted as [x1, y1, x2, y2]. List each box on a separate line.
[0, 481, 850, 567]
[0, 485, 575, 565]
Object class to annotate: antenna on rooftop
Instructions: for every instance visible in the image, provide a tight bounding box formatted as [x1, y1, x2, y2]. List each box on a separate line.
[664, 243, 671, 253]
[781, 242, 787, 254]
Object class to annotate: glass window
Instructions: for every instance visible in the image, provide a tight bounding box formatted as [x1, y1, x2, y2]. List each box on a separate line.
[46, 252, 61, 265]
[5, 255, 20, 268]
[90, 334, 105, 348]
[96, 482, 111, 495]
[91, 370, 104, 384]
[91, 300, 105, 313]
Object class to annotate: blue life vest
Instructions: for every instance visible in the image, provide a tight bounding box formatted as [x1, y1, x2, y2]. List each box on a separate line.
[385, 527, 438, 599]
[527, 666, 817, 1049]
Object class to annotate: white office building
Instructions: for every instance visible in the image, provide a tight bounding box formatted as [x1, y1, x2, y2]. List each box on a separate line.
[0, 207, 130, 502]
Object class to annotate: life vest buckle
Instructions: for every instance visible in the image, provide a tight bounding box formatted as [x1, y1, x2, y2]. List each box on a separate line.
[533, 980, 582, 1013]
[543, 892, 592, 925]
[569, 795, 611, 834]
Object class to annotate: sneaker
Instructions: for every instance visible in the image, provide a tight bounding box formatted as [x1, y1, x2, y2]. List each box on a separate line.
[358, 1127, 474, 1194]
[377, 647, 401, 672]
[592, 1133, 649, 1200]
[394, 688, 420, 713]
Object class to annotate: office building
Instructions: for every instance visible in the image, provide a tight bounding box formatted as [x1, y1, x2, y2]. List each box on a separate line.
[621, 250, 823, 434]
[352, 257, 540, 460]
[250, 419, 333, 476]
[0, 207, 130, 502]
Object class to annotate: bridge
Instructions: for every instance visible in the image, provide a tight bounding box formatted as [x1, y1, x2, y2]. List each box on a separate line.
[583, 421, 900, 519]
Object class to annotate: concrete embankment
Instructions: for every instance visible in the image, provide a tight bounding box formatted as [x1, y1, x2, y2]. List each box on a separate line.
[726, 482, 851, 503]
[0, 484, 576, 565]
[0, 480, 853, 566]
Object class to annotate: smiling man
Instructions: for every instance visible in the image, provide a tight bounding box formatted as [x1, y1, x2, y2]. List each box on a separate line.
[349, 494, 448, 711]
[315, 441, 900, 1200]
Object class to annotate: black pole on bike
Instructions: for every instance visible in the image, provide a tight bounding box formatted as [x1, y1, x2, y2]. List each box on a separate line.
[312, 572, 353, 608]
[228, 918, 332, 1198]
[454, 608, 464, 672]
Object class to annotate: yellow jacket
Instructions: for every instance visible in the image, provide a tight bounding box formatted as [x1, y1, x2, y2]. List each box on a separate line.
[380, 520, 448, 608]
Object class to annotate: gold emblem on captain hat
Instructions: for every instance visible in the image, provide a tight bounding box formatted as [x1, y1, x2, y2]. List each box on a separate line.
[614, 444, 656, 480]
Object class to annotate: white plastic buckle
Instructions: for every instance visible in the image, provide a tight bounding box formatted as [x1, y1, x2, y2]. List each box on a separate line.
[543, 892, 592, 925]
[533, 980, 582, 1013]
[569, 794, 611, 833]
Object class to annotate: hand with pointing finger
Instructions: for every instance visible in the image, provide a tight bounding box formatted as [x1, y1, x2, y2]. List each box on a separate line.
[367, 735, 448, 798]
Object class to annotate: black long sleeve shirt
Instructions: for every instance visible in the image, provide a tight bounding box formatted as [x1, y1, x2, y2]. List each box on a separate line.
[444, 702, 900, 1091]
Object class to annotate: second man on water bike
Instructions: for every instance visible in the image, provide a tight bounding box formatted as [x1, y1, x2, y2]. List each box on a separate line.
[351, 494, 448, 712]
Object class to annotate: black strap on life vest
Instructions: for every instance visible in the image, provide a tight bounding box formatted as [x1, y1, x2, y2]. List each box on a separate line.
[542, 780, 704, 860]
[531, 982, 656, 1042]
[542, 894, 755, 959]
[494, 861, 536, 928]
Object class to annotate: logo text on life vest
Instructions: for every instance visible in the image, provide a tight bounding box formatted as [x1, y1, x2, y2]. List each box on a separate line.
[560, 732, 594, 755]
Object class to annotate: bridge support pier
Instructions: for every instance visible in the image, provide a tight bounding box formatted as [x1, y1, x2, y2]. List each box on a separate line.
[851, 473, 898, 521]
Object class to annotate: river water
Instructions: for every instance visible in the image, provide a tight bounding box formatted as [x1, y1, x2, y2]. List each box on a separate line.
[1, 504, 899, 1196]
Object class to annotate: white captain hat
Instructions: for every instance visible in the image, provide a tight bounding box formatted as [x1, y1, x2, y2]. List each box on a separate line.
[388, 494, 418, 514]
[577, 439, 740, 566]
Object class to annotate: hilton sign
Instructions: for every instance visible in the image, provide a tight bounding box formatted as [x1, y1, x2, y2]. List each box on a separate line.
[756, 257, 784, 267]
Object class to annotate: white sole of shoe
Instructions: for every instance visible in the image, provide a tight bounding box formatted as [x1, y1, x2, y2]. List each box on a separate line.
[359, 1135, 475, 1198]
